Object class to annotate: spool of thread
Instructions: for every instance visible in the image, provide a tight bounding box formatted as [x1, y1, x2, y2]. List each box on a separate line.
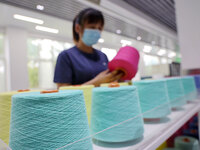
[0, 92, 17, 145]
[189, 122, 198, 129]
[166, 77, 186, 108]
[194, 75, 200, 89]
[91, 85, 144, 142]
[60, 85, 94, 124]
[175, 136, 200, 150]
[9, 90, 93, 150]
[100, 82, 129, 87]
[194, 75, 200, 96]
[0, 90, 32, 145]
[108, 46, 140, 80]
[181, 76, 197, 101]
[134, 79, 171, 119]
[183, 129, 199, 139]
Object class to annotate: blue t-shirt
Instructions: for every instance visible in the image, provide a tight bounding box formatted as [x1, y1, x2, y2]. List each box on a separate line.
[54, 46, 108, 85]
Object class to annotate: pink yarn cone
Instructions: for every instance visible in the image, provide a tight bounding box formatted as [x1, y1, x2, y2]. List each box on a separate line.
[108, 46, 140, 80]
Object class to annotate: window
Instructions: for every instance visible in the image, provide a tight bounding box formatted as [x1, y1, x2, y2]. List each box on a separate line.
[0, 34, 5, 92]
[101, 48, 117, 61]
[143, 54, 160, 66]
[27, 38, 73, 89]
[142, 54, 169, 77]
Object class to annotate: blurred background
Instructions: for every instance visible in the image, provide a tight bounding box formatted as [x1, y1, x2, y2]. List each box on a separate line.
[0, 0, 198, 91]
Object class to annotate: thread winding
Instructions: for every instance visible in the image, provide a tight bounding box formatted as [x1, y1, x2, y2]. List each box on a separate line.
[134, 79, 171, 119]
[166, 77, 186, 108]
[90, 86, 144, 142]
[181, 76, 197, 101]
[9, 90, 93, 150]
[60, 85, 94, 124]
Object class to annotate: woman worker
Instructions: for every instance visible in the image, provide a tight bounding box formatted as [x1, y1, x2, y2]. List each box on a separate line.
[54, 8, 123, 88]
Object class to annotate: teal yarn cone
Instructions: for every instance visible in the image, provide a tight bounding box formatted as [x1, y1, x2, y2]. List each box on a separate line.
[175, 136, 200, 150]
[181, 76, 197, 101]
[9, 91, 93, 150]
[91, 86, 144, 143]
[166, 77, 186, 108]
[134, 79, 171, 119]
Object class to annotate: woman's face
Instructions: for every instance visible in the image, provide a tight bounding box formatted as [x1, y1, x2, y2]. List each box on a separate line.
[76, 22, 103, 46]
[76, 22, 103, 38]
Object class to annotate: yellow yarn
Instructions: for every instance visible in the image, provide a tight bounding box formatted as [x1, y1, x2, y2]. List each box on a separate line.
[100, 82, 129, 87]
[0, 90, 37, 145]
[128, 81, 133, 85]
[156, 142, 167, 150]
[60, 85, 94, 124]
[0, 91, 17, 144]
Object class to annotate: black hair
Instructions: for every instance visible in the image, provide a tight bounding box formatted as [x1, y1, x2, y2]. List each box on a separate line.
[73, 8, 104, 43]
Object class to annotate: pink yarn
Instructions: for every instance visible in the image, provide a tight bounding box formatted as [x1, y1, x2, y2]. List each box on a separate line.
[108, 46, 140, 80]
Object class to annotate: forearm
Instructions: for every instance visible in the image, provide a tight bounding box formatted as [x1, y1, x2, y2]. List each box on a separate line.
[83, 70, 124, 87]
[82, 78, 100, 87]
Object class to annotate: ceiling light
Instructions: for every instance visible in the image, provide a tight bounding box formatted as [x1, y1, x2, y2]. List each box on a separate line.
[98, 38, 104, 43]
[35, 26, 59, 34]
[13, 14, 44, 24]
[116, 29, 121, 34]
[157, 49, 166, 56]
[143, 45, 152, 53]
[137, 36, 142, 40]
[168, 51, 176, 58]
[36, 5, 44, 10]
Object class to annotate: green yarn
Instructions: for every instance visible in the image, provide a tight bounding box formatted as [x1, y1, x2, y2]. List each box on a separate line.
[134, 79, 171, 119]
[60, 85, 94, 125]
[91, 86, 144, 142]
[9, 91, 93, 150]
[181, 76, 197, 101]
[166, 78, 186, 108]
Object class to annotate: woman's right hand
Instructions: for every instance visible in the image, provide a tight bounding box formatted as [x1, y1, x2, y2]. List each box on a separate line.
[86, 69, 124, 87]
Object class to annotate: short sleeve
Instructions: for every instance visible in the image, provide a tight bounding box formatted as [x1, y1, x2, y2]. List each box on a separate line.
[53, 52, 72, 83]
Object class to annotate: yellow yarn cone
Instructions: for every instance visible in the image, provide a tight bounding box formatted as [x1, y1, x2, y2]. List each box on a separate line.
[100, 82, 129, 87]
[60, 85, 94, 124]
[0, 92, 17, 144]
[0, 90, 36, 144]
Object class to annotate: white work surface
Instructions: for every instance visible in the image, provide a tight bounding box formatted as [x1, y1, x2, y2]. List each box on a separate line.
[93, 100, 200, 150]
